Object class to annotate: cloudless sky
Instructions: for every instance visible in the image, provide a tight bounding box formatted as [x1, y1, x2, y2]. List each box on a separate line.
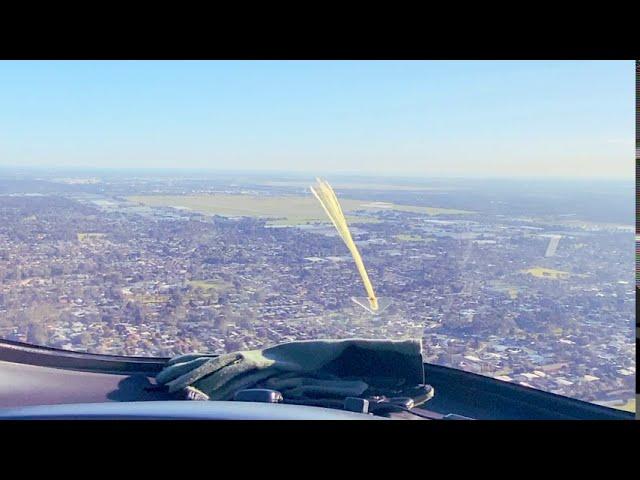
[0, 60, 634, 178]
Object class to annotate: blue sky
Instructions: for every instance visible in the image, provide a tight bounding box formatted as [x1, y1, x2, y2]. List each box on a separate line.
[0, 60, 634, 178]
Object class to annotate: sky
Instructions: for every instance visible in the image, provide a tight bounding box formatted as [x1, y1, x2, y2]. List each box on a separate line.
[0, 60, 634, 179]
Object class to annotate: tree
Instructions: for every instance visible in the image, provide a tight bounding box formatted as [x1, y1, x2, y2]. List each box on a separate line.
[208, 289, 219, 304]
[252, 289, 267, 303]
[238, 308, 257, 328]
[27, 324, 48, 345]
[215, 314, 228, 335]
[78, 331, 93, 346]
[124, 301, 144, 325]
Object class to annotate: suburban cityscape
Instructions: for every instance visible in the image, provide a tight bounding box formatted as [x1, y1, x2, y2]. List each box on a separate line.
[0, 171, 635, 410]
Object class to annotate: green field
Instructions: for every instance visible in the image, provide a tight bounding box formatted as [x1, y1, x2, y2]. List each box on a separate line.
[617, 398, 636, 413]
[395, 234, 423, 242]
[77, 233, 106, 242]
[188, 279, 231, 291]
[594, 398, 635, 413]
[489, 281, 519, 299]
[521, 267, 570, 279]
[128, 194, 471, 225]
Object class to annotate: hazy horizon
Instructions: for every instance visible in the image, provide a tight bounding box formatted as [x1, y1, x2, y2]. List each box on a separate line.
[0, 60, 634, 179]
[0, 165, 634, 183]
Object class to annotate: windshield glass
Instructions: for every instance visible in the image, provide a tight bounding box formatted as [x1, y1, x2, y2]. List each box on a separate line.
[0, 60, 634, 412]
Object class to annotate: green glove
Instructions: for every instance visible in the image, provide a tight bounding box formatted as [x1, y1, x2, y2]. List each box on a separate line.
[155, 338, 423, 402]
[262, 374, 369, 399]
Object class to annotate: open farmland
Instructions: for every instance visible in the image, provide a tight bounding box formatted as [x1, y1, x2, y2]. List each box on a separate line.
[127, 194, 470, 225]
[521, 267, 570, 279]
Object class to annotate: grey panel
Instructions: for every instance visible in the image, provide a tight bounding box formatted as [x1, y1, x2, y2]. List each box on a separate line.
[0, 400, 381, 420]
[0, 360, 171, 407]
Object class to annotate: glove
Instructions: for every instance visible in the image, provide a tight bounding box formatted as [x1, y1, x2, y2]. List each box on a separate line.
[261, 373, 369, 399]
[155, 338, 424, 402]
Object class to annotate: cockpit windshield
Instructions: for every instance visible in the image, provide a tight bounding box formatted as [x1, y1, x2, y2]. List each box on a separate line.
[0, 60, 635, 412]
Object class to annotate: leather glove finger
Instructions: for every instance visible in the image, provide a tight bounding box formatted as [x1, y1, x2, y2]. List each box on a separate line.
[155, 357, 212, 385]
[267, 376, 369, 399]
[160, 353, 243, 393]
